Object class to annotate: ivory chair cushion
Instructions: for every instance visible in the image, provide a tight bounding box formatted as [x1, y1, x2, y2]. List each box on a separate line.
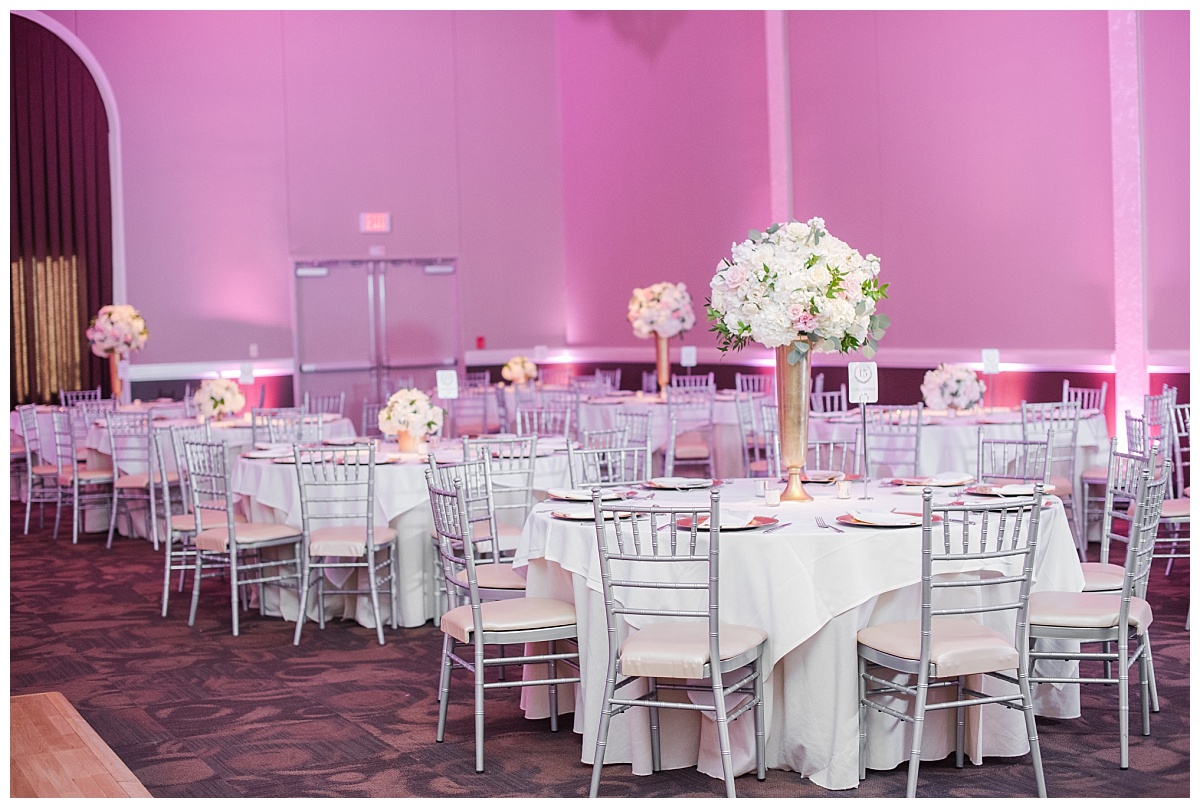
[1048, 475, 1074, 496]
[170, 510, 247, 532]
[1080, 466, 1108, 483]
[455, 562, 526, 591]
[674, 431, 710, 460]
[1079, 561, 1125, 592]
[1160, 498, 1190, 519]
[32, 464, 58, 477]
[115, 471, 181, 489]
[857, 617, 1018, 678]
[309, 525, 398, 557]
[620, 621, 768, 679]
[440, 596, 576, 644]
[57, 468, 114, 487]
[195, 522, 302, 552]
[1029, 591, 1153, 635]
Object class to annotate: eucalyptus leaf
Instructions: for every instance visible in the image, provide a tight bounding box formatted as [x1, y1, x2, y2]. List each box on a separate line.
[747, 229, 761, 241]
[874, 313, 891, 329]
[862, 342, 877, 359]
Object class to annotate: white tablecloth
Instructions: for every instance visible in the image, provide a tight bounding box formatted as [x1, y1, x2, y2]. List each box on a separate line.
[512, 477, 1084, 791]
[231, 439, 573, 629]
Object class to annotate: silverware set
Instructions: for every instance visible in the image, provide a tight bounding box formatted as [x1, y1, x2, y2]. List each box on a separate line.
[815, 516, 844, 533]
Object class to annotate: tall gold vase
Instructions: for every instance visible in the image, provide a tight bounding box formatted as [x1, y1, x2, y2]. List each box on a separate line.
[109, 353, 122, 401]
[655, 334, 671, 392]
[776, 340, 813, 502]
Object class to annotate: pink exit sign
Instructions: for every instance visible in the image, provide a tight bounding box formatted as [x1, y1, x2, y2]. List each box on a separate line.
[359, 212, 391, 233]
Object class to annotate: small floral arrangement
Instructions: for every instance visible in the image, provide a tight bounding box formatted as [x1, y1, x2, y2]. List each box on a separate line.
[707, 218, 889, 364]
[378, 388, 444, 438]
[501, 356, 538, 384]
[193, 379, 246, 419]
[627, 282, 696, 339]
[921, 364, 986, 411]
[86, 304, 149, 358]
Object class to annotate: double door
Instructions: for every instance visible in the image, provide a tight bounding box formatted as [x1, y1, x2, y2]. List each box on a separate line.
[293, 259, 459, 433]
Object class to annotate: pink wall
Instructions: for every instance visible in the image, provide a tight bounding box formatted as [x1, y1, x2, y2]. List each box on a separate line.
[789, 11, 1116, 355]
[556, 10, 772, 349]
[1141, 10, 1190, 353]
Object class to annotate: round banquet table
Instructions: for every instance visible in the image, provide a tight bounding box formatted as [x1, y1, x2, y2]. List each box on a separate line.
[231, 438, 573, 629]
[513, 477, 1084, 791]
[576, 390, 743, 477]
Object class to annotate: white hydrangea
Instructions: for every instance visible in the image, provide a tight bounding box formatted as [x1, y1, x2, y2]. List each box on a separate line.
[627, 282, 696, 339]
[501, 356, 538, 384]
[193, 379, 246, 419]
[378, 388, 444, 438]
[921, 364, 986, 410]
[86, 304, 149, 358]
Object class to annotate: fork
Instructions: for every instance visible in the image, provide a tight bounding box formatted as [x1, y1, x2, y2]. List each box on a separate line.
[815, 516, 844, 534]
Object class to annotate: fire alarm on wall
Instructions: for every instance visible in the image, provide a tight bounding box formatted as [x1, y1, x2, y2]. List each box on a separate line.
[359, 212, 391, 233]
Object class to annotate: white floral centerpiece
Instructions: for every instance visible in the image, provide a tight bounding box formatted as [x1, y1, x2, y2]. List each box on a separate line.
[707, 217, 888, 362]
[193, 379, 246, 419]
[627, 282, 696, 339]
[86, 303, 149, 358]
[378, 389, 443, 451]
[501, 356, 538, 385]
[921, 364, 985, 411]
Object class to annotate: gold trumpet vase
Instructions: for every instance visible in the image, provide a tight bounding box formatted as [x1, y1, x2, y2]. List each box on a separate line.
[776, 340, 813, 502]
[655, 334, 671, 392]
[109, 353, 122, 400]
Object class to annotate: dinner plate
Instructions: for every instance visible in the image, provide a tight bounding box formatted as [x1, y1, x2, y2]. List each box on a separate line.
[608, 390, 635, 397]
[242, 449, 292, 460]
[270, 456, 297, 464]
[644, 477, 713, 490]
[964, 483, 1056, 497]
[549, 508, 632, 521]
[547, 488, 624, 502]
[797, 470, 845, 484]
[323, 436, 363, 446]
[836, 511, 941, 528]
[887, 473, 974, 488]
[676, 514, 778, 531]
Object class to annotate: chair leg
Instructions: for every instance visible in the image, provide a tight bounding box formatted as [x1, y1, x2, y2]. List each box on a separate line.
[905, 676, 929, 798]
[548, 640, 559, 733]
[1019, 666, 1048, 797]
[753, 657, 766, 781]
[188, 553, 205, 626]
[1139, 647, 1152, 736]
[367, 547, 385, 646]
[590, 649, 620, 798]
[230, 553, 241, 637]
[711, 674, 737, 798]
[23, 480, 33, 535]
[1143, 634, 1160, 712]
[1118, 635, 1130, 769]
[389, 540, 400, 630]
[293, 554, 312, 646]
[647, 676, 661, 773]
[474, 642, 486, 773]
[436, 633, 453, 738]
[161, 532, 174, 618]
[955, 677, 965, 768]
[858, 657, 868, 782]
[106, 488, 119, 548]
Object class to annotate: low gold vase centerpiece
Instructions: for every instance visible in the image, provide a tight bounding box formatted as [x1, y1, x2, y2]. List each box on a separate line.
[707, 217, 890, 501]
[378, 388, 443, 453]
[627, 282, 696, 393]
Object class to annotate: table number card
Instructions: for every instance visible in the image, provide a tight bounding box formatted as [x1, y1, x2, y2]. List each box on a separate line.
[848, 362, 879, 404]
[981, 349, 1000, 375]
[435, 370, 459, 400]
[679, 346, 697, 368]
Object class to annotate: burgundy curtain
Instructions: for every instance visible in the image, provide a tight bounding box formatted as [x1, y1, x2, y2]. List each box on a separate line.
[10, 14, 112, 406]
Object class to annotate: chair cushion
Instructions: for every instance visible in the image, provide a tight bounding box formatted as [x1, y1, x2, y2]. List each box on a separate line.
[1080, 466, 1108, 483]
[195, 522, 302, 552]
[1079, 561, 1125, 592]
[857, 617, 1018, 678]
[57, 468, 113, 487]
[170, 510, 247, 532]
[454, 562, 527, 591]
[1160, 498, 1190, 519]
[309, 525, 398, 556]
[620, 621, 767, 679]
[32, 464, 58, 477]
[1048, 475, 1074, 496]
[440, 596, 576, 644]
[674, 431, 710, 460]
[1029, 591, 1153, 635]
[115, 471, 181, 489]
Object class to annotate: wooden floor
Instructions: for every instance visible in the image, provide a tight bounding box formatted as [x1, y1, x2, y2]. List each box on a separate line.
[10, 692, 152, 798]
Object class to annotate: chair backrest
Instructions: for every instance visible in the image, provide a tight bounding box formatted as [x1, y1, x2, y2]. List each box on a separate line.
[812, 372, 825, 398]
[251, 407, 303, 445]
[916, 488, 1046, 668]
[641, 371, 659, 394]
[735, 372, 774, 396]
[595, 368, 622, 390]
[670, 372, 715, 390]
[50, 408, 82, 475]
[447, 390, 490, 439]
[304, 391, 346, 416]
[566, 444, 650, 488]
[538, 365, 575, 387]
[1119, 455, 1171, 604]
[863, 404, 923, 477]
[1125, 410, 1149, 457]
[461, 434, 537, 528]
[581, 426, 630, 450]
[810, 386, 848, 414]
[512, 382, 539, 411]
[1096, 438, 1157, 565]
[666, 386, 714, 425]
[463, 370, 491, 389]
[60, 387, 101, 407]
[361, 400, 386, 438]
[591, 489, 724, 671]
[294, 444, 376, 539]
[976, 428, 1053, 486]
[734, 391, 769, 468]
[425, 471, 486, 615]
[182, 438, 239, 537]
[385, 373, 416, 392]
[515, 407, 571, 438]
[16, 404, 43, 462]
[1144, 386, 1177, 437]
[759, 402, 781, 478]
[159, 422, 212, 519]
[572, 375, 612, 398]
[105, 411, 154, 481]
[76, 400, 119, 440]
[427, 454, 503, 564]
[1062, 379, 1107, 412]
[1169, 403, 1190, 498]
[614, 410, 653, 447]
[808, 431, 861, 475]
[1020, 400, 1081, 481]
[266, 410, 323, 444]
[493, 385, 510, 432]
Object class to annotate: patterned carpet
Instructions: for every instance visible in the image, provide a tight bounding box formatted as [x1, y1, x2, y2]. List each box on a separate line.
[9, 506, 1190, 798]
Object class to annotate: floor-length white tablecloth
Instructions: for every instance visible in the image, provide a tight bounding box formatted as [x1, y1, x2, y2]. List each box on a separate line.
[231, 440, 573, 629]
[513, 477, 1084, 791]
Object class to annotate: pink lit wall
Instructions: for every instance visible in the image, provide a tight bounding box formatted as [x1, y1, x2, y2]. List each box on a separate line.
[789, 10, 1117, 357]
[556, 10, 772, 348]
[1141, 10, 1190, 353]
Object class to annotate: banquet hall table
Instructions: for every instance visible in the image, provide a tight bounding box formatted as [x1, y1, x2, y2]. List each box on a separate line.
[231, 437, 573, 630]
[11, 399, 189, 447]
[576, 390, 743, 477]
[513, 477, 1083, 791]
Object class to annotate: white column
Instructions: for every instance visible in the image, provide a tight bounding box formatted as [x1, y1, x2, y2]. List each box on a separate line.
[1107, 10, 1150, 448]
